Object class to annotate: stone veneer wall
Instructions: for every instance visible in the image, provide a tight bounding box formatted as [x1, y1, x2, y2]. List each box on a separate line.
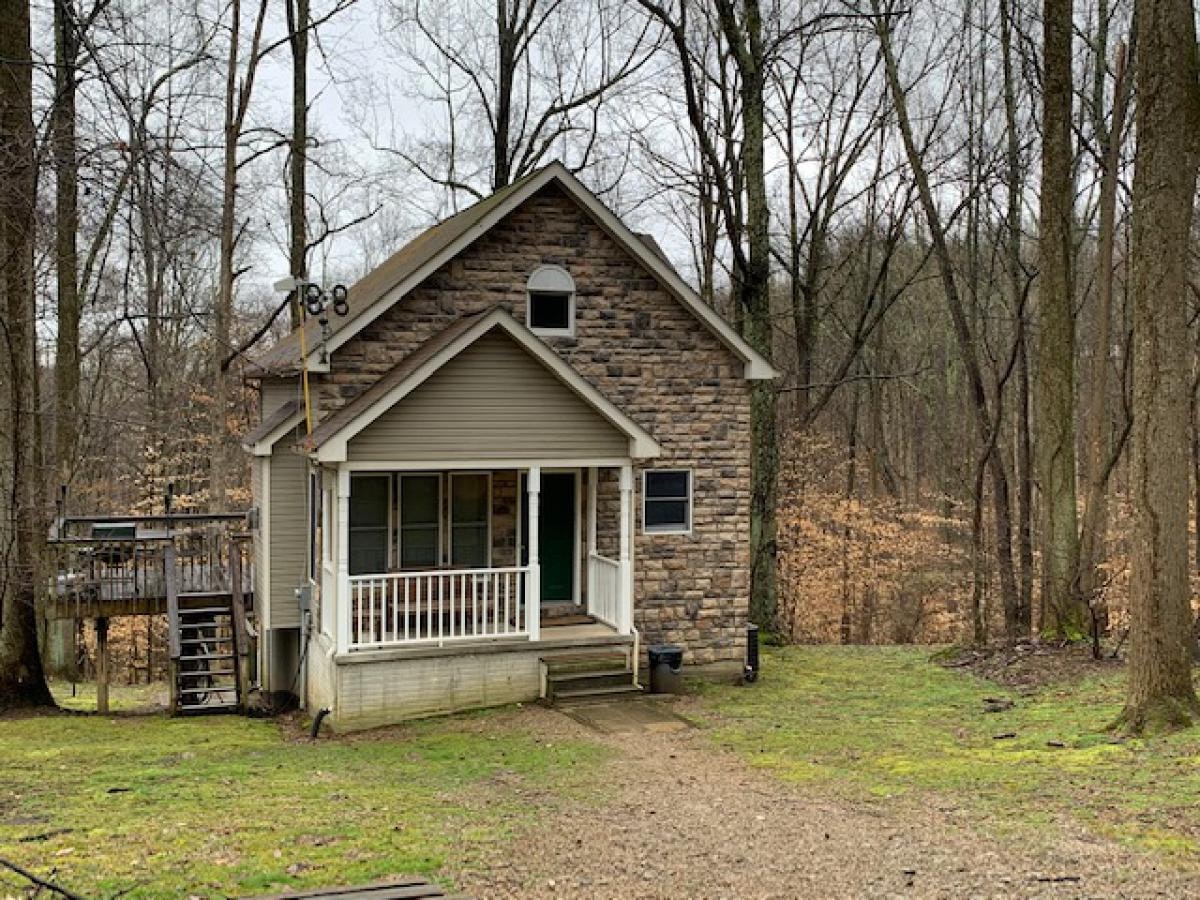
[319, 183, 752, 664]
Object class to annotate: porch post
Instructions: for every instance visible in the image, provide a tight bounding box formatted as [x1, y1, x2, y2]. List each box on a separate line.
[336, 466, 351, 654]
[586, 466, 597, 616]
[618, 464, 634, 635]
[527, 466, 541, 640]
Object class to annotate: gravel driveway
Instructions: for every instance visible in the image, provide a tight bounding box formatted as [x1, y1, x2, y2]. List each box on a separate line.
[451, 700, 1200, 899]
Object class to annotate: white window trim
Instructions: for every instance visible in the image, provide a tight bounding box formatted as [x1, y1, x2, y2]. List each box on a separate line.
[397, 473, 443, 571]
[448, 471, 493, 568]
[526, 264, 576, 338]
[642, 468, 693, 535]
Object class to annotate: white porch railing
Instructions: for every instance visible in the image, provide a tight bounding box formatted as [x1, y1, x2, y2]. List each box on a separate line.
[587, 553, 621, 628]
[348, 566, 529, 649]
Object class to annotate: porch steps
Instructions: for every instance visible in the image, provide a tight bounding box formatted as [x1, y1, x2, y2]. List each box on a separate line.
[542, 651, 642, 704]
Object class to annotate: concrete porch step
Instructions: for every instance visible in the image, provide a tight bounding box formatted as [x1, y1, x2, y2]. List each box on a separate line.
[551, 683, 644, 703]
[547, 666, 638, 698]
[543, 648, 640, 703]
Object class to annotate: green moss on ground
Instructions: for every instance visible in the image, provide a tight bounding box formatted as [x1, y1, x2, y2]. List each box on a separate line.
[697, 646, 1200, 858]
[0, 709, 605, 898]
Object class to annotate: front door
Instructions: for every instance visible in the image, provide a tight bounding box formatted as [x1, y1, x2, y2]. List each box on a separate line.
[520, 472, 576, 604]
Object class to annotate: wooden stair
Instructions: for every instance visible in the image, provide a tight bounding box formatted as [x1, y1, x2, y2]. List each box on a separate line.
[166, 544, 250, 716]
[173, 593, 241, 713]
[542, 651, 642, 704]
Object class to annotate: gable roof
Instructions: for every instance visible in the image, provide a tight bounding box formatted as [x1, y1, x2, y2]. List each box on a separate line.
[250, 161, 777, 380]
[306, 307, 663, 463]
[241, 399, 304, 456]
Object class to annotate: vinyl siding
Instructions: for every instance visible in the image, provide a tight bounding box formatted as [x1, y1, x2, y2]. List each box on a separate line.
[251, 457, 266, 618]
[269, 433, 307, 628]
[262, 378, 300, 418]
[348, 330, 629, 462]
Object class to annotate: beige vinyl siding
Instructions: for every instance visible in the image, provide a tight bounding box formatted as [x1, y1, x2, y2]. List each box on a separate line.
[261, 378, 300, 418]
[348, 330, 629, 462]
[269, 433, 307, 628]
[251, 457, 266, 618]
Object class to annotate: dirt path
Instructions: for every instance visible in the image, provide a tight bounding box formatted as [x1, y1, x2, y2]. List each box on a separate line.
[452, 701, 1200, 899]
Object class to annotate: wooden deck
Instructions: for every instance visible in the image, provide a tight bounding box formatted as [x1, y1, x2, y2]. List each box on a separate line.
[47, 512, 255, 715]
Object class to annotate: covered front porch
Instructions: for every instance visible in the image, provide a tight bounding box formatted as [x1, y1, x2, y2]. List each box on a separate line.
[323, 462, 636, 654]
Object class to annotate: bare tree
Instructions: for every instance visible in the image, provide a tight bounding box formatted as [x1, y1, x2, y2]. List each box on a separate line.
[381, 0, 660, 206]
[874, 0, 1021, 639]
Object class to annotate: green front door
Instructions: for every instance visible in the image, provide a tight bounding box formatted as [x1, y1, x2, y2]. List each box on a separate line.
[521, 472, 576, 604]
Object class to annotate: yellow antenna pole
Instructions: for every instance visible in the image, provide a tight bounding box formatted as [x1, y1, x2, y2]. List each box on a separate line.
[295, 291, 314, 437]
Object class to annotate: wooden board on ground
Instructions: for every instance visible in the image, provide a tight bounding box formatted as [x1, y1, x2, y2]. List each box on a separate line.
[249, 876, 468, 899]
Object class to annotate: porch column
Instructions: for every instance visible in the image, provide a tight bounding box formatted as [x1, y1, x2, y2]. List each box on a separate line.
[618, 464, 634, 635]
[527, 466, 541, 640]
[335, 467, 351, 654]
[586, 466, 597, 616]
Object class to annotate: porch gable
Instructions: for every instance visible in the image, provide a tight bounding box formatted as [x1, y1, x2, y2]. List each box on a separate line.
[308, 307, 661, 463]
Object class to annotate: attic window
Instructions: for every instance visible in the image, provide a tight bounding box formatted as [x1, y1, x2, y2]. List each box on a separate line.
[526, 265, 575, 337]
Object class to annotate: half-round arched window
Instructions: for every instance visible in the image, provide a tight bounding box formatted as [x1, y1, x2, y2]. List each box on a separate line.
[526, 265, 576, 337]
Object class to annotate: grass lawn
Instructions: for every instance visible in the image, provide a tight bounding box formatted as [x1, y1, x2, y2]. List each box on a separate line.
[0, 706, 606, 898]
[696, 646, 1200, 858]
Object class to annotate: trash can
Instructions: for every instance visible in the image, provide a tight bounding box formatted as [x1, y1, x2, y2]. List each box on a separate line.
[647, 644, 684, 694]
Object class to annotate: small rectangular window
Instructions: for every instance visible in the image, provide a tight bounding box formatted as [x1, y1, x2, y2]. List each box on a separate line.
[450, 473, 490, 567]
[528, 292, 572, 334]
[399, 474, 440, 569]
[643, 469, 692, 534]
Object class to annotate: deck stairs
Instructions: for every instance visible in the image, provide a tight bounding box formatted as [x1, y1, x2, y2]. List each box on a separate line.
[173, 592, 242, 714]
[542, 650, 642, 704]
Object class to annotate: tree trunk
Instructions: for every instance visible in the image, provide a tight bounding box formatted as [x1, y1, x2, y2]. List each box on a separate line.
[287, 0, 310, 329]
[1000, 0, 1033, 632]
[0, 0, 54, 708]
[734, 0, 778, 630]
[212, 0, 242, 512]
[52, 0, 80, 486]
[1036, 0, 1084, 638]
[1116, 0, 1200, 734]
[1078, 41, 1128, 646]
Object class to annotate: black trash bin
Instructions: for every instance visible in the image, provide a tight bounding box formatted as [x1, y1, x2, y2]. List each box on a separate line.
[647, 644, 684, 694]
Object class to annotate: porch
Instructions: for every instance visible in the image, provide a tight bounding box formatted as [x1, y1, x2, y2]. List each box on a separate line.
[321, 463, 636, 655]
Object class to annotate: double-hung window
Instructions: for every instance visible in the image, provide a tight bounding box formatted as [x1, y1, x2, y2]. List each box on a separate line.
[450, 473, 490, 567]
[348, 475, 390, 575]
[398, 475, 440, 569]
[643, 469, 692, 534]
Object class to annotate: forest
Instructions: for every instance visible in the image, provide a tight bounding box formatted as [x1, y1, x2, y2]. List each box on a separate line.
[2, 0, 1199, 738]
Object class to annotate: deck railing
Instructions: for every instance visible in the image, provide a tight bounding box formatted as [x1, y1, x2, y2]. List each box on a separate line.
[587, 553, 621, 628]
[47, 513, 253, 619]
[348, 566, 530, 649]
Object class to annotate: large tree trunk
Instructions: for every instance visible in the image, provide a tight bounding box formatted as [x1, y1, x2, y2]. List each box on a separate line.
[0, 0, 54, 708]
[1036, 0, 1084, 638]
[1116, 0, 1200, 734]
[46, 0, 82, 678]
[733, 0, 778, 630]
